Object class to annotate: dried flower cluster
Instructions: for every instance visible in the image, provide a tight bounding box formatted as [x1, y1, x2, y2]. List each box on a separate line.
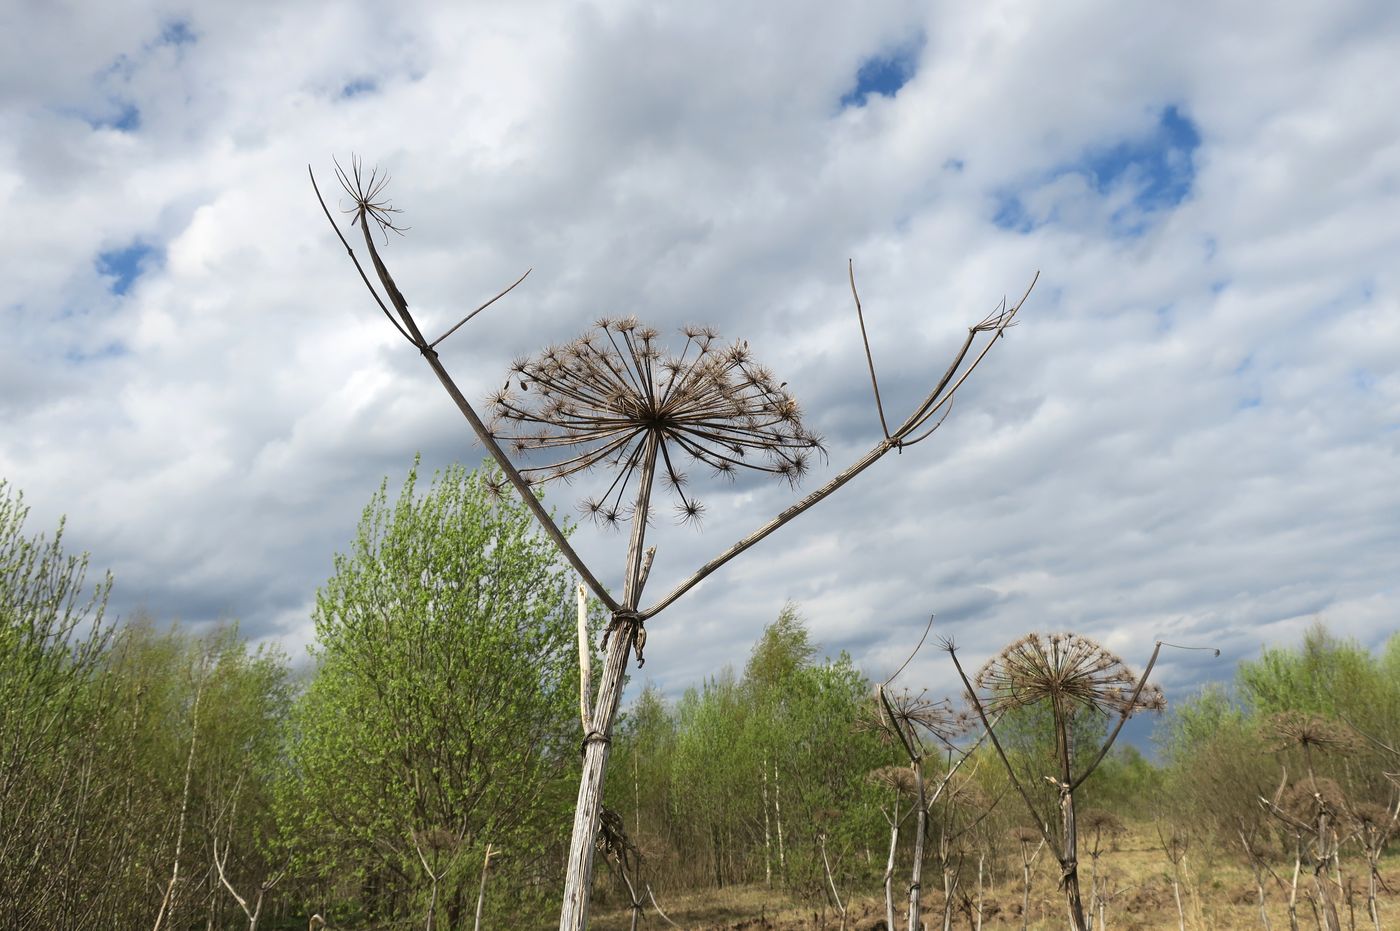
[870, 688, 969, 747]
[1267, 711, 1360, 756]
[1280, 777, 1347, 822]
[868, 764, 920, 796]
[1010, 825, 1042, 845]
[486, 319, 824, 528]
[1080, 809, 1126, 839]
[973, 632, 1166, 717]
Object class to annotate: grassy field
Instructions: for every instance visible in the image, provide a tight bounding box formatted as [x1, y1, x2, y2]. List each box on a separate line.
[589, 828, 1400, 930]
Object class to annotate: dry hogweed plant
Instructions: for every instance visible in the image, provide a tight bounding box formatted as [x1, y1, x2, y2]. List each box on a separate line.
[1259, 713, 1362, 931]
[945, 633, 1216, 931]
[867, 614, 984, 931]
[311, 157, 1037, 930]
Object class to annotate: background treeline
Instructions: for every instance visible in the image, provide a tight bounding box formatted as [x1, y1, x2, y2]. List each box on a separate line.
[2, 468, 1397, 929]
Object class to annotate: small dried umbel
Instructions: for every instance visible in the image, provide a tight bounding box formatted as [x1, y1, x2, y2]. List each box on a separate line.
[870, 688, 968, 751]
[868, 764, 920, 797]
[1267, 711, 1360, 757]
[973, 632, 1166, 718]
[488, 321, 824, 528]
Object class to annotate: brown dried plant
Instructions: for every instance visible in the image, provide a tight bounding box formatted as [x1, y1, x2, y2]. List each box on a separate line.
[868, 764, 920, 797]
[1267, 711, 1361, 763]
[973, 632, 1166, 718]
[947, 634, 1214, 931]
[311, 156, 1036, 931]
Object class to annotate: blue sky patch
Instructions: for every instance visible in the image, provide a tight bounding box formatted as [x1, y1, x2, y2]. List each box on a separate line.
[111, 103, 141, 131]
[1079, 105, 1200, 210]
[841, 39, 922, 108]
[341, 78, 378, 99]
[160, 19, 197, 46]
[993, 105, 1202, 234]
[81, 101, 141, 132]
[65, 342, 129, 365]
[992, 192, 1037, 233]
[97, 242, 161, 295]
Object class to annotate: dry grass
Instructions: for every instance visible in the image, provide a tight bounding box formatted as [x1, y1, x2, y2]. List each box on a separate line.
[586, 825, 1400, 930]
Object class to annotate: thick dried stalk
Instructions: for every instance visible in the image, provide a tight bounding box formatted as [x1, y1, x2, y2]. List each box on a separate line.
[577, 583, 592, 733]
[560, 435, 657, 930]
[882, 815, 899, 931]
[910, 766, 928, 931]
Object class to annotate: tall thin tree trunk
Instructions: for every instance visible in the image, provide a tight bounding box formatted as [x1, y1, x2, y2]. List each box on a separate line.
[1239, 830, 1273, 931]
[153, 664, 207, 931]
[819, 834, 847, 931]
[762, 757, 772, 888]
[559, 438, 657, 931]
[473, 844, 493, 931]
[774, 757, 786, 876]
[975, 852, 985, 931]
[1170, 863, 1185, 931]
[1366, 852, 1380, 931]
[1020, 848, 1035, 931]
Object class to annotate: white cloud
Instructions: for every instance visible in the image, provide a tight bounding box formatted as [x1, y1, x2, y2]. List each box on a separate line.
[2, 0, 1397, 713]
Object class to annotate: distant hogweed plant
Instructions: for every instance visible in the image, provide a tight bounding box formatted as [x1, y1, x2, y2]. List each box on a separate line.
[948, 632, 1214, 931]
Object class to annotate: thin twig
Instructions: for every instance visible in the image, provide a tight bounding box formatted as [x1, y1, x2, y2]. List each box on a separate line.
[849, 259, 890, 439]
[641, 271, 1038, 618]
[945, 640, 1056, 851]
[646, 883, 682, 929]
[429, 268, 533, 349]
[1069, 640, 1218, 793]
[883, 613, 935, 687]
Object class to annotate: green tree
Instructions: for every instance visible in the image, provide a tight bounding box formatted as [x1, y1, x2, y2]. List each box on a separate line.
[0, 480, 114, 927]
[288, 459, 582, 927]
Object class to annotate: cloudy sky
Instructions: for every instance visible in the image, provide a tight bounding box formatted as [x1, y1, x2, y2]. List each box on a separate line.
[3, 0, 1398, 713]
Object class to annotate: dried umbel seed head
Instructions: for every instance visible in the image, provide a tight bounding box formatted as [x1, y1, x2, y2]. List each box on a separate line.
[1281, 777, 1347, 822]
[873, 688, 970, 746]
[1348, 802, 1391, 834]
[487, 321, 824, 529]
[942, 776, 990, 811]
[973, 632, 1165, 717]
[1080, 809, 1126, 839]
[1010, 825, 1042, 845]
[1267, 711, 1360, 756]
[419, 827, 461, 853]
[868, 765, 919, 797]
